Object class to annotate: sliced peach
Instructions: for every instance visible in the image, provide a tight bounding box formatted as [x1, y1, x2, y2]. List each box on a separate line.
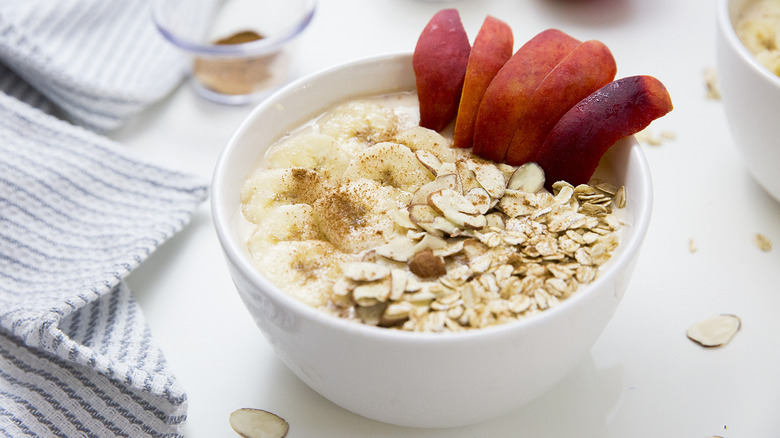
[535, 75, 673, 190]
[452, 15, 513, 149]
[503, 40, 617, 165]
[471, 29, 581, 163]
[413, 9, 471, 132]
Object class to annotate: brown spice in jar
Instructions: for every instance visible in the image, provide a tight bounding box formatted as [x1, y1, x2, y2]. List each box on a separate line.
[192, 30, 284, 96]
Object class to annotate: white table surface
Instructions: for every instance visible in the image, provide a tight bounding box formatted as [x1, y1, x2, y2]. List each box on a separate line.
[115, 0, 780, 436]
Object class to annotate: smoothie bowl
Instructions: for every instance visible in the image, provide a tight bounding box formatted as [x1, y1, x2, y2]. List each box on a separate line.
[211, 51, 654, 428]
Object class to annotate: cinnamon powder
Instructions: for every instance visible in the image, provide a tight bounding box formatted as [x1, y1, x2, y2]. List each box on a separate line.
[192, 30, 285, 95]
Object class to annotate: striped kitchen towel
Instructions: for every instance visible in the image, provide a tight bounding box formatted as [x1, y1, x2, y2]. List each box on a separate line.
[0, 0, 211, 436]
[0, 90, 208, 436]
[0, 0, 189, 132]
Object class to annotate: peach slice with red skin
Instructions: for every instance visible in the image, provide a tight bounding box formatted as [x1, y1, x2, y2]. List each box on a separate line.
[471, 29, 581, 163]
[535, 75, 673, 191]
[413, 9, 471, 132]
[503, 39, 617, 165]
[452, 15, 513, 149]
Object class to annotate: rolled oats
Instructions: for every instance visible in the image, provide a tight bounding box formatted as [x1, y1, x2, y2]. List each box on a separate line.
[754, 233, 772, 252]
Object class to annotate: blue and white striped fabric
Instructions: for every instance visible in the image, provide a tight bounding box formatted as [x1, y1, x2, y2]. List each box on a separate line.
[0, 1, 209, 436]
[0, 0, 189, 132]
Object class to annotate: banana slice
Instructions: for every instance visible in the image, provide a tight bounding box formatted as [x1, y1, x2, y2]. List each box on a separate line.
[254, 240, 353, 308]
[343, 142, 434, 192]
[737, 18, 778, 54]
[241, 167, 325, 224]
[756, 50, 780, 76]
[265, 133, 350, 184]
[313, 179, 402, 253]
[318, 100, 399, 147]
[394, 126, 467, 164]
[247, 204, 324, 251]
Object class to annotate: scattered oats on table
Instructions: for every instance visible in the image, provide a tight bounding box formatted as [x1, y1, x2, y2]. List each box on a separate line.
[703, 67, 721, 100]
[635, 127, 677, 146]
[753, 233, 772, 252]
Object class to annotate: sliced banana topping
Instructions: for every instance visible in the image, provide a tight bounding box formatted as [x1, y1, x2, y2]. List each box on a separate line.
[265, 133, 350, 184]
[247, 204, 323, 249]
[254, 240, 352, 308]
[241, 167, 325, 223]
[343, 142, 434, 192]
[319, 100, 399, 145]
[313, 179, 401, 253]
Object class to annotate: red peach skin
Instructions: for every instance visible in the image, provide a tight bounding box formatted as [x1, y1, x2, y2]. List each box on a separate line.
[413, 9, 471, 132]
[503, 40, 617, 165]
[535, 75, 673, 190]
[471, 29, 580, 163]
[452, 16, 513, 149]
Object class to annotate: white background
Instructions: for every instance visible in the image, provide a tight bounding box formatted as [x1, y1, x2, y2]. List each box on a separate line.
[117, 0, 780, 436]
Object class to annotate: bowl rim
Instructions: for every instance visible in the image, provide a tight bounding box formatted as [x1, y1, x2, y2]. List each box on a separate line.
[152, 0, 316, 57]
[210, 52, 654, 344]
[718, 0, 780, 87]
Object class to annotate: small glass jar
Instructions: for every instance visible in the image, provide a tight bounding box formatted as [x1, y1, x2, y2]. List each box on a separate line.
[153, 0, 316, 104]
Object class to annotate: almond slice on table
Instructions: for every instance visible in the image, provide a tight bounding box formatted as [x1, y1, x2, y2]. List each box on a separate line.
[229, 408, 289, 438]
[686, 314, 742, 348]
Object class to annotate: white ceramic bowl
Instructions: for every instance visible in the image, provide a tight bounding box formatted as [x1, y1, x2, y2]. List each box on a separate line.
[717, 0, 780, 202]
[211, 53, 653, 428]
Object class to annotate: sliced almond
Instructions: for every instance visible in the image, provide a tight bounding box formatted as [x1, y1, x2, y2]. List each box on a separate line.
[437, 162, 458, 177]
[433, 237, 466, 257]
[455, 160, 481, 194]
[342, 262, 390, 282]
[390, 208, 419, 230]
[498, 191, 537, 217]
[375, 235, 418, 262]
[429, 189, 481, 216]
[472, 162, 506, 199]
[408, 203, 439, 226]
[229, 408, 289, 438]
[415, 149, 443, 174]
[686, 314, 741, 347]
[411, 173, 459, 204]
[406, 229, 427, 240]
[389, 268, 408, 300]
[506, 162, 545, 193]
[353, 277, 392, 305]
[414, 233, 449, 253]
[427, 215, 464, 235]
[465, 187, 492, 215]
[428, 190, 487, 229]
